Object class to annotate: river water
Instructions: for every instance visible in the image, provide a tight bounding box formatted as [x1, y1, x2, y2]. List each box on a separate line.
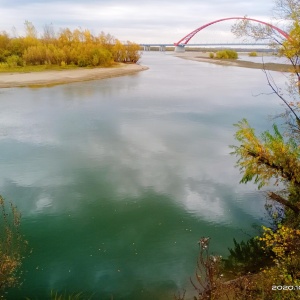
[0, 52, 285, 299]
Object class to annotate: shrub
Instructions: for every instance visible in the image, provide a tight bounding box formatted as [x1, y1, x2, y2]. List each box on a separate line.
[223, 237, 273, 276]
[209, 52, 214, 58]
[216, 49, 238, 59]
[0, 62, 9, 69]
[248, 51, 257, 57]
[6, 55, 23, 67]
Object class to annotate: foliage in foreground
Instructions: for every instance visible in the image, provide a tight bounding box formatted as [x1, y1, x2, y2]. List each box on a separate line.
[176, 1, 300, 299]
[178, 233, 300, 300]
[0, 196, 27, 294]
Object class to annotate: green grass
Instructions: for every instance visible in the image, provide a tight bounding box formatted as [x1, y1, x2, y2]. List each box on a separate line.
[0, 64, 79, 73]
[0, 61, 122, 73]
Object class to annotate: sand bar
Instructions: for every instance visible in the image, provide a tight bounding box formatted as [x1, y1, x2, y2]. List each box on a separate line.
[0, 63, 148, 88]
[173, 51, 293, 72]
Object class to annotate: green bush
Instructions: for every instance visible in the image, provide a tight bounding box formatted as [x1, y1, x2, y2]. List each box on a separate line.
[216, 49, 238, 59]
[222, 237, 273, 275]
[249, 51, 258, 57]
[209, 52, 214, 58]
[6, 55, 23, 67]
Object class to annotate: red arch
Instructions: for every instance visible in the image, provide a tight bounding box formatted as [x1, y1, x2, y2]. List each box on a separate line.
[174, 17, 290, 46]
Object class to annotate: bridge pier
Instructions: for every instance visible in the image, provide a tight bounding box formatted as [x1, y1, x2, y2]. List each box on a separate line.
[174, 45, 185, 53]
[159, 45, 166, 51]
[143, 45, 150, 51]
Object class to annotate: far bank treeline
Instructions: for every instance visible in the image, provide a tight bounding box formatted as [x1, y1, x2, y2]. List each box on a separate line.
[0, 21, 141, 68]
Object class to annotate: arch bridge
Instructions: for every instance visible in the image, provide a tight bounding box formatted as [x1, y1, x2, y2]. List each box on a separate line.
[174, 17, 290, 52]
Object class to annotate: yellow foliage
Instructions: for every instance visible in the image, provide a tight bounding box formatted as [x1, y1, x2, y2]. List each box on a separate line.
[232, 119, 300, 189]
[0, 23, 141, 68]
[260, 225, 300, 261]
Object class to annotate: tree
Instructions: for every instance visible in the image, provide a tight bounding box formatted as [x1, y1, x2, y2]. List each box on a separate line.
[42, 23, 56, 43]
[112, 39, 127, 62]
[0, 23, 141, 68]
[124, 42, 141, 63]
[232, 1, 300, 95]
[24, 20, 37, 39]
[231, 0, 300, 224]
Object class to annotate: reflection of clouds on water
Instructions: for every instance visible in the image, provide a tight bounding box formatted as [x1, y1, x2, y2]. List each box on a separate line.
[185, 186, 225, 221]
[35, 194, 53, 212]
[0, 53, 283, 224]
[0, 95, 267, 223]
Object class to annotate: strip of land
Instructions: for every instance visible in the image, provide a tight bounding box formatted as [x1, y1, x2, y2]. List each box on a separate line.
[173, 51, 294, 72]
[0, 63, 148, 88]
[0, 52, 293, 88]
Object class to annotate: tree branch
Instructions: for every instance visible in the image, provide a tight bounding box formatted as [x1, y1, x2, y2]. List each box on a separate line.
[268, 191, 300, 214]
[245, 148, 300, 186]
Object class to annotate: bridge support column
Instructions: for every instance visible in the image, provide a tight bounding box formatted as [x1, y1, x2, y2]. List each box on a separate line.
[159, 45, 166, 51]
[143, 45, 150, 51]
[174, 45, 185, 53]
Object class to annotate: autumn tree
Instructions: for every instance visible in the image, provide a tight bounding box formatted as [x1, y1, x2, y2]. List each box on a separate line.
[42, 23, 56, 44]
[124, 41, 141, 63]
[0, 23, 141, 68]
[112, 39, 127, 62]
[231, 0, 300, 225]
[23, 20, 39, 49]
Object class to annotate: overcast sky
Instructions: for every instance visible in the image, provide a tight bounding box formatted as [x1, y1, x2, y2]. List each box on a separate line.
[1, 0, 277, 44]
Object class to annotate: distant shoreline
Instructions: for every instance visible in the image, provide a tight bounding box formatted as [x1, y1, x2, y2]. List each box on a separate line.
[0, 63, 148, 88]
[173, 51, 293, 72]
[0, 51, 292, 89]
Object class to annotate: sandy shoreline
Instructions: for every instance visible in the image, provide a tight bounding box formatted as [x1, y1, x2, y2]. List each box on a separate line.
[0, 63, 148, 88]
[173, 51, 293, 72]
[0, 52, 292, 88]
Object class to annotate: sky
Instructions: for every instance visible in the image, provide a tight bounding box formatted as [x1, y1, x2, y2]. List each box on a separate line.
[0, 0, 277, 44]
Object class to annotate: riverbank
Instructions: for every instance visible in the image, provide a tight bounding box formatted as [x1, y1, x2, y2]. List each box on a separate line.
[173, 51, 293, 72]
[0, 63, 148, 88]
[0, 52, 291, 88]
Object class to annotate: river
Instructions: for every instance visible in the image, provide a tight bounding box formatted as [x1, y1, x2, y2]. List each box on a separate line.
[0, 52, 285, 299]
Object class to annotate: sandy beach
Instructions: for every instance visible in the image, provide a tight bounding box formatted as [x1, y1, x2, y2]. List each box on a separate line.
[0, 63, 148, 88]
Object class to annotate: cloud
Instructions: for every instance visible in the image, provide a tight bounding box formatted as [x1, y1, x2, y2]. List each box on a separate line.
[0, 0, 275, 42]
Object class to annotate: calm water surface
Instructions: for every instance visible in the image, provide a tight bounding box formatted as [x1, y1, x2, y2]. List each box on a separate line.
[0, 52, 285, 299]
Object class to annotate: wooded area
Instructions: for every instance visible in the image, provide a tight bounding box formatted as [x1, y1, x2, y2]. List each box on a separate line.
[0, 21, 141, 68]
